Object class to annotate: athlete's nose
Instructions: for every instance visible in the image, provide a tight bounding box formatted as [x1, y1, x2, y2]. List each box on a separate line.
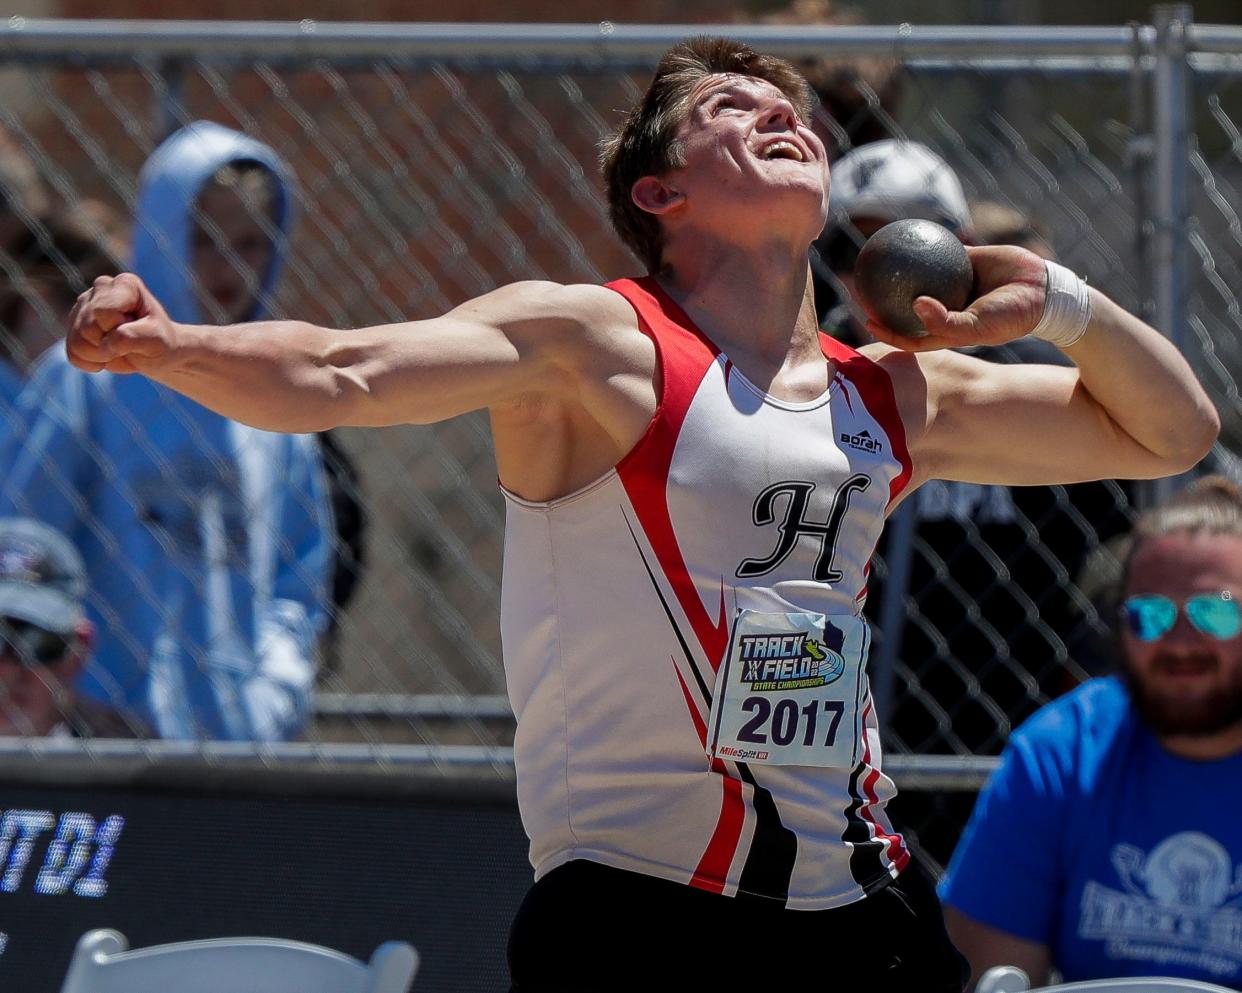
[758, 95, 799, 133]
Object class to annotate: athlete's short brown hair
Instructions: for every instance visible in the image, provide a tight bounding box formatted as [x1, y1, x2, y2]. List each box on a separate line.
[599, 36, 813, 274]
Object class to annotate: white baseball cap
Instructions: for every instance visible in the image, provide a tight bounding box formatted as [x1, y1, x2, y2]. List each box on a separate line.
[829, 140, 972, 233]
[0, 518, 86, 635]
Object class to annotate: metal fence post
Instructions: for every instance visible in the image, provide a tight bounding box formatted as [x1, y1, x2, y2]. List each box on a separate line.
[1128, 21, 1154, 328]
[156, 57, 187, 142]
[1145, 3, 1194, 507]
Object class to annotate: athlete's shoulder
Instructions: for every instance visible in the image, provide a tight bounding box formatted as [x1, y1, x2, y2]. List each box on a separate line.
[860, 340, 985, 384]
[448, 281, 644, 378]
[856, 341, 971, 398]
[852, 341, 940, 456]
[463, 280, 633, 329]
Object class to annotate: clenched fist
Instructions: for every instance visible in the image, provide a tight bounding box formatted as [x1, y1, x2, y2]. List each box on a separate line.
[67, 273, 179, 375]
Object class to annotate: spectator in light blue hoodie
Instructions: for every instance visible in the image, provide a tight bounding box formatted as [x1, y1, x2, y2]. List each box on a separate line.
[0, 121, 332, 741]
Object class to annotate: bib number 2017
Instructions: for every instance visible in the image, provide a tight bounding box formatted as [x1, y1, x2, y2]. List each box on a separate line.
[737, 696, 845, 747]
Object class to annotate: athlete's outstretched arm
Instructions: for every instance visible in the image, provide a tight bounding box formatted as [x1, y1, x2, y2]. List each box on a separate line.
[866, 247, 1219, 487]
[65, 274, 617, 433]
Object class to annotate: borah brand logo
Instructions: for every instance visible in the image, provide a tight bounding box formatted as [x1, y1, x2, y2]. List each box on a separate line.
[738, 621, 847, 691]
[840, 429, 882, 454]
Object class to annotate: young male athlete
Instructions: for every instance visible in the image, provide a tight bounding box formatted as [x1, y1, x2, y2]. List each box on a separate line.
[64, 38, 1217, 993]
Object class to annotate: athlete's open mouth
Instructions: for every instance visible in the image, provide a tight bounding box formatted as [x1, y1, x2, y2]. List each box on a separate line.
[760, 139, 806, 162]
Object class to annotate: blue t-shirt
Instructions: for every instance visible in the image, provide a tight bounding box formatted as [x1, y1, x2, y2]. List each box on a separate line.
[939, 677, 1242, 988]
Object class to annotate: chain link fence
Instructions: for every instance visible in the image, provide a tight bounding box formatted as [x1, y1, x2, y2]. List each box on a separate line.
[0, 16, 1238, 866]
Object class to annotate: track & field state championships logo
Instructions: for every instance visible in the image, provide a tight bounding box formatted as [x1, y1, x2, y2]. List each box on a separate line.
[737, 622, 847, 691]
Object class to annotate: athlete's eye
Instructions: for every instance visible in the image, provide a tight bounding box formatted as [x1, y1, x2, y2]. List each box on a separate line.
[710, 95, 736, 114]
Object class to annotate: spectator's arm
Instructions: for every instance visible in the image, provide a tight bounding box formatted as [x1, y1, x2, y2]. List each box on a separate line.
[242, 434, 332, 741]
[944, 908, 1051, 992]
[938, 731, 1068, 990]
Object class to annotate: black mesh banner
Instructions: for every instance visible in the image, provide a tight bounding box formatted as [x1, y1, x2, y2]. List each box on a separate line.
[0, 776, 531, 993]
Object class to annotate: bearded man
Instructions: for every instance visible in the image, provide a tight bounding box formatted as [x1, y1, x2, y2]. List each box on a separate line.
[942, 476, 1242, 991]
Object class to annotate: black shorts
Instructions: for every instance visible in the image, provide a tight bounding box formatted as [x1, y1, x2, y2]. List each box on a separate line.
[508, 858, 969, 992]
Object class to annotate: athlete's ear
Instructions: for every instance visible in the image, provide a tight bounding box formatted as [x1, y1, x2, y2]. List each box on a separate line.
[631, 175, 685, 216]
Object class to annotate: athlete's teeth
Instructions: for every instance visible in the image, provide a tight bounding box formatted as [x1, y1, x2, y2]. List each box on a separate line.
[764, 141, 803, 161]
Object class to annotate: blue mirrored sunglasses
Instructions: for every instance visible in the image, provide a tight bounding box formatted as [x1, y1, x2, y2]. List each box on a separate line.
[1121, 592, 1241, 642]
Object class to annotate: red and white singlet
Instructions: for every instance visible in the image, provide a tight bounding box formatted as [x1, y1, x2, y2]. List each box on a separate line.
[500, 277, 913, 909]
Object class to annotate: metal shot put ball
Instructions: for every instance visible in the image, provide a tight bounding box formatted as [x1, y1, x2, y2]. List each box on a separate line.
[853, 219, 975, 337]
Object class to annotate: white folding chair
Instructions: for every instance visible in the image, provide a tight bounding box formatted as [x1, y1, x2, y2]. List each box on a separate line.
[59, 929, 418, 993]
[1032, 981, 1240, 992]
[975, 968, 1237, 993]
[977, 965, 1034, 992]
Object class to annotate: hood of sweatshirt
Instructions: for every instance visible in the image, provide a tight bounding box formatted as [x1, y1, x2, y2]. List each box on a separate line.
[130, 121, 295, 324]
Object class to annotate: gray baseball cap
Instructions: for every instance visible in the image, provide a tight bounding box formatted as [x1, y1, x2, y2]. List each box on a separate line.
[0, 519, 86, 635]
[830, 140, 972, 233]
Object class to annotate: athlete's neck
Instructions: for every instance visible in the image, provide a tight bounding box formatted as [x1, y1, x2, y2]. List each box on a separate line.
[657, 242, 824, 391]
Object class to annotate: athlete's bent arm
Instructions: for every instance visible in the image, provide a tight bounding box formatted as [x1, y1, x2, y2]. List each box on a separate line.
[868, 247, 1219, 487]
[65, 274, 616, 433]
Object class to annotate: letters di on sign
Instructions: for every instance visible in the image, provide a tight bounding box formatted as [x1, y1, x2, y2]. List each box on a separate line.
[0, 809, 125, 897]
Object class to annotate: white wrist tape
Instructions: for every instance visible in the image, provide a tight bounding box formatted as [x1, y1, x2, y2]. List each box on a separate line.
[1030, 260, 1091, 348]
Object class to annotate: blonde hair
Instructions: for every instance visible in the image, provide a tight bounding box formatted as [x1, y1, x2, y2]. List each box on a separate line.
[1136, 475, 1242, 540]
[1121, 475, 1242, 591]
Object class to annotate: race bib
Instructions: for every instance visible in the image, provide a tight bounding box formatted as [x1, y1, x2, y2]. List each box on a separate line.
[706, 610, 869, 768]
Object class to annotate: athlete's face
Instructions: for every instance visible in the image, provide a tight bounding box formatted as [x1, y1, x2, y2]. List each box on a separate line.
[1120, 532, 1242, 754]
[666, 74, 829, 238]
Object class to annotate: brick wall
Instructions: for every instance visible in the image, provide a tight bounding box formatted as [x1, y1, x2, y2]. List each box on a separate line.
[60, 0, 758, 23]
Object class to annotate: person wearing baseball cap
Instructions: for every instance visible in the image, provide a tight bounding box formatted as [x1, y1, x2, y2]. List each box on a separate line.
[0, 518, 146, 738]
[813, 139, 975, 345]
